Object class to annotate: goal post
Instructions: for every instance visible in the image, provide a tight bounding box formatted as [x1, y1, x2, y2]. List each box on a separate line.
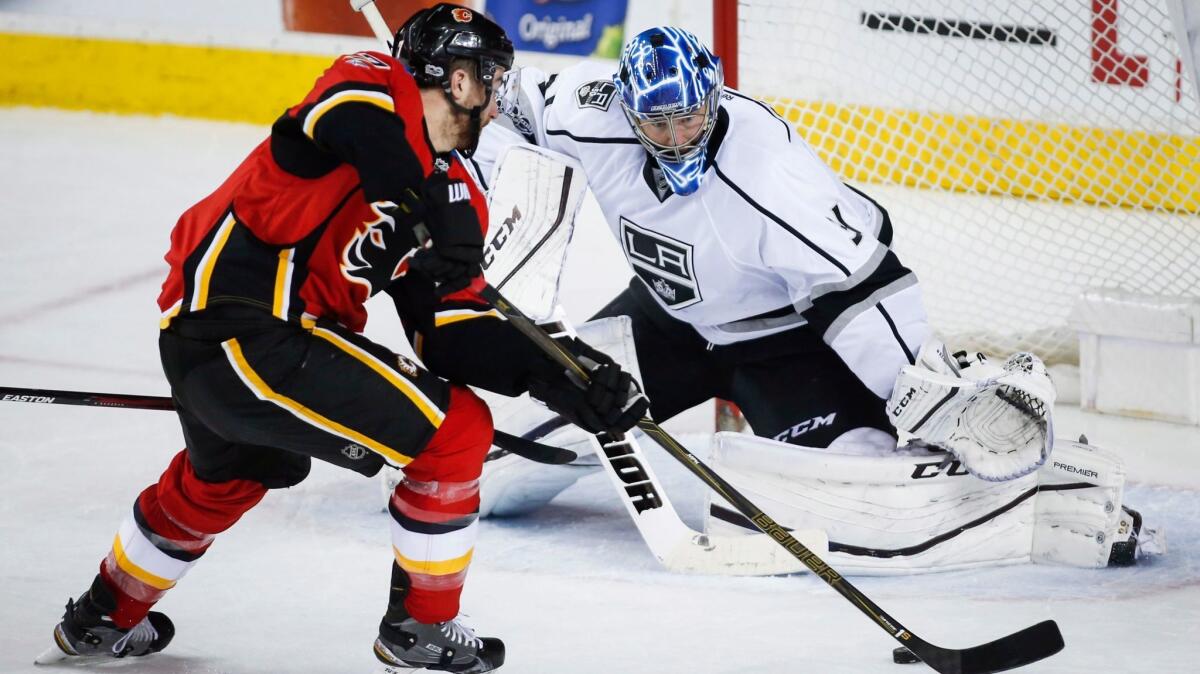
[712, 0, 1200, 368]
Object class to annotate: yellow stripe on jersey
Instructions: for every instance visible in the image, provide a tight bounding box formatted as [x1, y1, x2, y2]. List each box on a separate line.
[302, 90, 396, 139]
[111, 534, 175, 591]
[433, 308, 505, 328]
[220, 338, 416, 466]
[273, 248, 295, 320]
[310, 327, 444, 428]
[393, 547, 474, 577]
[159, 299, 183, 330]
[192, 214, 236, 312]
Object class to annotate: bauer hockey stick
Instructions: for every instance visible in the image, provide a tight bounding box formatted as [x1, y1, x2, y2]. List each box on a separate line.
[0, 385, 575, 465]
[349, 6, 1063, 661]
[479, 285, 1065, 674]
[346, 0, 826, 574]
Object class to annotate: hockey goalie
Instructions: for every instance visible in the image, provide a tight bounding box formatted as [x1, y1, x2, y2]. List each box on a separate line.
[409, 26, 1164, 576]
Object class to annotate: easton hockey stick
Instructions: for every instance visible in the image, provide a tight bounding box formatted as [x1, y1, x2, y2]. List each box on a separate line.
[478, 285, 1065, 674]
[0, 385, 575, 465]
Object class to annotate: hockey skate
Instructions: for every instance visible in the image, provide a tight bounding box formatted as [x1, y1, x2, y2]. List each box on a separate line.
[374, 613, 504, 673]
[35, 576, 174, 664]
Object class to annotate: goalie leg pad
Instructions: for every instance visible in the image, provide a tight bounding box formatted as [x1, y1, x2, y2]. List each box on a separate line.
[888, 338, 1057, 482]
[1032, 437, 1165, 567]
[705, 430, 1038, 575]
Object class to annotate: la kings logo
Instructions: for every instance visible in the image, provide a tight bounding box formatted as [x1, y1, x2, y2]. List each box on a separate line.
[576, 80, 617, 111]
[620, 217, 701, 309]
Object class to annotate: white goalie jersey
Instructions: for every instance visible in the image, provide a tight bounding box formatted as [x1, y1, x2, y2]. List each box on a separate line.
[473, 62, 928, 398]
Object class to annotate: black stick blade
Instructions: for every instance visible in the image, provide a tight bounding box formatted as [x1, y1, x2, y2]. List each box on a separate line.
[493, 430, 577, 465]
[907, 620, 1064, 674]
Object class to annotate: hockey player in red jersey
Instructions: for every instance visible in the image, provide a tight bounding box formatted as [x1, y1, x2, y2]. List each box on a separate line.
[38, 5, 646, 672]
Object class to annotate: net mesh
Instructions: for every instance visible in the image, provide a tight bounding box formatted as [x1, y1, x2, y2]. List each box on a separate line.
[733, 0, 1200, 363]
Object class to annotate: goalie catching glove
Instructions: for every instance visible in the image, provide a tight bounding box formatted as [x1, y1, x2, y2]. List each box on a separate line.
[887, 338, 1057, 482]
[527, 337, 649, 436]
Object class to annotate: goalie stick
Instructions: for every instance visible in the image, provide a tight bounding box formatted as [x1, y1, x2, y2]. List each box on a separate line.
[480, 285, 1065, 674]
[0, 385, 575, 465]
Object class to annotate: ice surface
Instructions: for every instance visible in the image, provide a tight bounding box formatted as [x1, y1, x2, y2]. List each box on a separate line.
[1, 108, 1198, 673]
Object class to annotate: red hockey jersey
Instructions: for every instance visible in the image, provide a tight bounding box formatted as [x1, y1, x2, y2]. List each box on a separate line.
[157, 51, 489, 333]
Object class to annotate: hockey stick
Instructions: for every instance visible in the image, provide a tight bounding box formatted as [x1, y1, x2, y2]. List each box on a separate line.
[347, 0, 854, 577]
[349, 0, 826, 572]
[349, 4, 1063, 666]
[479, 286, 1065, 674]
[519, 318, 828, 575]
[348, 8, 1061, 658]
[0, 385, 575, 465]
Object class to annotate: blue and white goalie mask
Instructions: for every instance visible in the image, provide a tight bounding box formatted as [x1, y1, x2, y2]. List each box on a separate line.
[613, 28, 723, 196]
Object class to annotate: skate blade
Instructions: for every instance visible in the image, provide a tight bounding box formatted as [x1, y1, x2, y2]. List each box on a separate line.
[35, 624, 78, 665]
[34, 644, 70, 665]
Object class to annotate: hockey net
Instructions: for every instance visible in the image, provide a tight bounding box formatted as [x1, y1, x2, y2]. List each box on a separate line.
[715, 0, 1200, 366]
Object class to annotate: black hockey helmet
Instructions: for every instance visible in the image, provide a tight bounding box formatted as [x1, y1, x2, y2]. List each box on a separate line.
[394, 3, 514, 93]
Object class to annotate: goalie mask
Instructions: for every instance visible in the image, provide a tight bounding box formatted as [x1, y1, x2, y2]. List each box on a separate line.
[614, 27, 724, 196]
[394, 3, 515, 158]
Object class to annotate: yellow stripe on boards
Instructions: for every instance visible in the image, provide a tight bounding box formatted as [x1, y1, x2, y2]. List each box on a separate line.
[5, 32, 1191, 214]
[0, 33, 334, 124]
[111, 534, 175, 591]
[221, 338, 415, 466]
[394, 547, 474, 577]
[771, 99, 1200, 214]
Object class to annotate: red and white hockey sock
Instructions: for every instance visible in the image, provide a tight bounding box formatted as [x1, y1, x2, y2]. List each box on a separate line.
[388, 477, 480, 622]
[99, 450, 267, 628]
[389, 385, 492, 623]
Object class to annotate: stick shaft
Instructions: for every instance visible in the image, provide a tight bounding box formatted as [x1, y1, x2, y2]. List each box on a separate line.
[0, 385, 567, 463]
[0, 386, 173, 410]
[350, 0, 395, 46]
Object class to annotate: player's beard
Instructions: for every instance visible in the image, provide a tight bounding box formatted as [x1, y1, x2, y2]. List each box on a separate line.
[449, 107, 491, 155]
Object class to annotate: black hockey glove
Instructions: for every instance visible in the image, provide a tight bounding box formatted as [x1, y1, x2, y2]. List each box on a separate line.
[408, 172, 484, 296]
[526, 337, 650, 436]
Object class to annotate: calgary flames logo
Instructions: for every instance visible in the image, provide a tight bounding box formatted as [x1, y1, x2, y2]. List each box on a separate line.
[451, 8, 473, 22]
[341, 201, 414, 295]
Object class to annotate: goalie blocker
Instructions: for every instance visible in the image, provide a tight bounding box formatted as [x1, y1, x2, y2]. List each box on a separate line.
[704, 431, 1164, 574]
